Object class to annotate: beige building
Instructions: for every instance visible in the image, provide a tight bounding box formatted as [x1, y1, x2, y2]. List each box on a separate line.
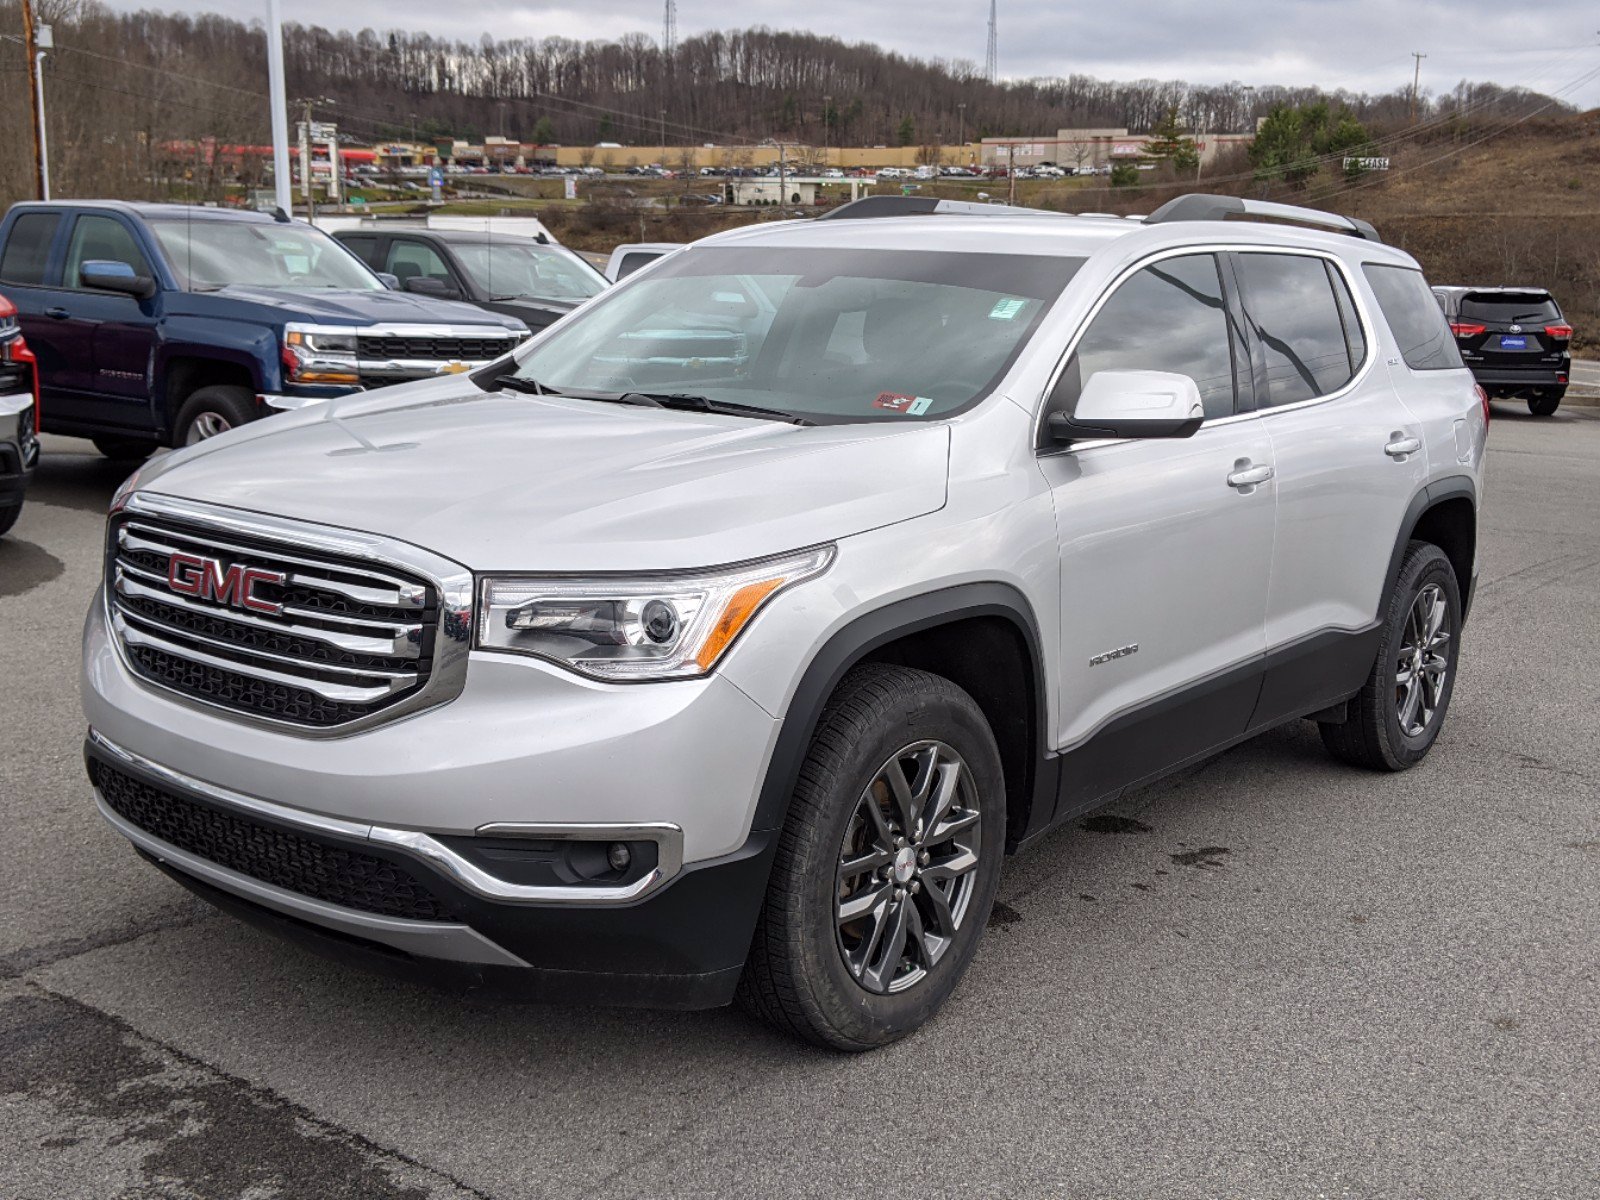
[981, 128, 1253, 170]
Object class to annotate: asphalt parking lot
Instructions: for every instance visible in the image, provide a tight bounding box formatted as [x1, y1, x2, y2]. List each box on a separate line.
[2, 405, 1598, 1199]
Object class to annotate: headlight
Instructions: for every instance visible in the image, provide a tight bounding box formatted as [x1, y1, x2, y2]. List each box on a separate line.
[283, 325, 360, 384]
[477, 546, 834, 681]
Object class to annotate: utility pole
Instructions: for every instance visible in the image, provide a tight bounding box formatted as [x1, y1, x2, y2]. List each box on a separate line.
[985, 0, 998, 85]
[823, 94, 832, 168]
[1410, 52, 1427, 123]
[266, 0, 292, 213]
[1007, 142, 1016, 205]
[659, 109, 667, 168]
[300, 99, 315, 214]
[20, 0, 47, 200]
[958, 103, 967, 163]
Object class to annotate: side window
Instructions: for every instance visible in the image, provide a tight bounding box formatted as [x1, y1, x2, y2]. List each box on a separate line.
[1235, 253, 1358, 408]
[64, 215, 151, 289]
[0, 212, 62, 285]
[385, 239, 452, 285]
[616, 251, 663, 280]
[1363, 264, 1465, 371]
[1328, 262, 1367, 376]
[338, 235, 379, 267]
[1055, 253, 1238, 420]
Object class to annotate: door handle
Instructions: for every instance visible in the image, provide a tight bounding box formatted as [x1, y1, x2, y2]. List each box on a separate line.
[1384, 434, 1421, 459]
[45, 307, 70, 320]
[1226, 462, 1274, 489]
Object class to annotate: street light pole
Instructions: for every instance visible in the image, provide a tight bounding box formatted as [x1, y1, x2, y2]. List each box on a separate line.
[823, 94, 832, 168]
[266, 0, 292, 213]
[958, 103, 966, 164]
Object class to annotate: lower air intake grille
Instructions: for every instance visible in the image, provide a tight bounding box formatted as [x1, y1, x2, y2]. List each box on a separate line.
[93, 760, 454, 922]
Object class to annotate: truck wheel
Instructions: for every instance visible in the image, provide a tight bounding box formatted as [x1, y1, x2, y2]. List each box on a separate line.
[92, 437, 155, 462]
[1527, 390, 1563, 417]
[0, 502, 19, 537]
[1320, 541, 1461, 771]
[738, 663, 1006, 1051]
[174, 385, 256, 446]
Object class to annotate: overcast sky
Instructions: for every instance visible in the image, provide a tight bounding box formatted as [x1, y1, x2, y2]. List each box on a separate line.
[106, 1, 1600, 107]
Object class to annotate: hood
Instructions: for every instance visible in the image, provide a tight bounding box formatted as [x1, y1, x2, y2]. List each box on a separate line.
[165, 287, 526, 331]
[133, 384, 949, 572]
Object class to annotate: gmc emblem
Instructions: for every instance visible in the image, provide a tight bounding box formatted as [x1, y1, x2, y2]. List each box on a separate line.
[166, 552, 285, 615]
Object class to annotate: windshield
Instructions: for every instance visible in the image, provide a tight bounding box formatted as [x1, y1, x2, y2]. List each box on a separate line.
[452, 242, 605, 302]
[149, 219, 382, 292]
[510, 246, 1081, 423]
[1460, 292, 1560, 324]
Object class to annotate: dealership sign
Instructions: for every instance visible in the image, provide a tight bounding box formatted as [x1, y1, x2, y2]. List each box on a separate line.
[1343, 156, 1391, 171]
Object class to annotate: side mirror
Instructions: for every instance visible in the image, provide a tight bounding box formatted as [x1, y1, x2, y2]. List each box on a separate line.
[80, 259, 156, 300]
[375, 271, 400, 290]
[403, 276, 460, 300]
[1047, 369, 1205, 442]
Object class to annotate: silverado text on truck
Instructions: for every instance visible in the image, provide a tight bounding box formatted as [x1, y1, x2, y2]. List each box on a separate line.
[83, 194, 1485, 1049]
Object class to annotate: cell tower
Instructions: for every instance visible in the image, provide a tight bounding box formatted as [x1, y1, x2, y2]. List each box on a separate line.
[663, 0, 678, 55]
[985, 0, 998, 84]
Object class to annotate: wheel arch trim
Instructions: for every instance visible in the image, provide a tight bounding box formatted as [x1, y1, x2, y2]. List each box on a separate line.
[1383, 474, 1478, 620]
[749, 583, 1051, 844]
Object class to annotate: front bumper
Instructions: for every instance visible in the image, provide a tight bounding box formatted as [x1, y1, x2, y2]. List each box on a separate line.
[0, 391, 37, 506]
[87, 731, 775, 1006]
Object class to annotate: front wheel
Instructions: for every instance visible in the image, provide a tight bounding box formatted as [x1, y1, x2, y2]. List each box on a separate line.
[173, 384, 256, 446]
[737, 664, 1006, 1051]
[1320, 541, 1462, 771]
[0, 501, 20, 538]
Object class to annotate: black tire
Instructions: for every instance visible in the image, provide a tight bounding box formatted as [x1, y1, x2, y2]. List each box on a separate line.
[1527, 389, 1563, 417]
[92, 436, 156, 462]
[737, 663, 1006, 1051]
[172, 384, 256, 446]
[1320, 541, 1462, 771]
[0, 501, 19, 538]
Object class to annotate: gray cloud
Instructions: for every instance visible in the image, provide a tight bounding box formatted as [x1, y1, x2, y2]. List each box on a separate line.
[99, 0, 1600, 107]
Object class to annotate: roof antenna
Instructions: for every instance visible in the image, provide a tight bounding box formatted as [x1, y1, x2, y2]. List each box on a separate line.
[271, 206, 291, 223]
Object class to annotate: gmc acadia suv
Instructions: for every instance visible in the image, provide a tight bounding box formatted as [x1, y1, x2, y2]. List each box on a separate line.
[83, 194, 1485, 1050]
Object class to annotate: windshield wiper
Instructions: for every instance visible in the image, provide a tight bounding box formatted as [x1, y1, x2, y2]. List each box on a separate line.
[626, 392, 813, 425]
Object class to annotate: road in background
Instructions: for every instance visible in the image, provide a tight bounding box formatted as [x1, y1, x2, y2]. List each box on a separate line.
[2, 410, 1598, 1198]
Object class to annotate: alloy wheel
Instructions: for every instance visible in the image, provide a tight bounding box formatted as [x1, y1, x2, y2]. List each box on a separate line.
[184, 412, 233, 444]
[835, 740, 983, 994]
[1395, 583, 1451, 737]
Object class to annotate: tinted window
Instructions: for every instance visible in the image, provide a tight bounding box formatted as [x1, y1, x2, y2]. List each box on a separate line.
[65, 215, 151, 289]
[1459, 292, 1561, 324]
[1329, 262, 1367, 375]
[1364, 264, 1464, 371]
[338, 235, 379, 267]
[1057, 253, 1237, 420]
[1236, 253, 1358, 407]
[616, 251, 666, 279]
[386, 239, 452, 285]
[0, 212, 61, 285]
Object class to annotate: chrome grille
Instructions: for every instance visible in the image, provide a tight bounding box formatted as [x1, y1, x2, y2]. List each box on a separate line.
[106, 498, 471, 734]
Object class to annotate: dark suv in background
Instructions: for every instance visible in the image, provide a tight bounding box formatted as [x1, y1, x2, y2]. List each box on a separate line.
[1434, 285, 1571, 416]
[334, 228, 606, 334]
[0, 202, 528, 456]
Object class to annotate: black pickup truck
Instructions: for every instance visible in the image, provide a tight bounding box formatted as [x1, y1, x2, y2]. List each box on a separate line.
[0, 202, 529, 456]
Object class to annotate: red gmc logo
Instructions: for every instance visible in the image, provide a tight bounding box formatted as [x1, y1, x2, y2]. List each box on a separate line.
[166, 552, 285, 615]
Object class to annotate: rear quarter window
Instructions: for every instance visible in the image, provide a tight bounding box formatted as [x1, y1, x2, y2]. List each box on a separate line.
[0, 212, 62, 285]
[1363, 264, 1465, 371]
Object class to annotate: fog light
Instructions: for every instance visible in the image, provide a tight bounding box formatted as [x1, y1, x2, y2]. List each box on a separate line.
[607, 842, 632, 872]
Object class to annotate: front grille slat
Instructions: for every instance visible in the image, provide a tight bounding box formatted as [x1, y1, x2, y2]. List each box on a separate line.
[108, 512, 441, 729]
[93, 760, 454, 922]
[357, 334, 520, 361]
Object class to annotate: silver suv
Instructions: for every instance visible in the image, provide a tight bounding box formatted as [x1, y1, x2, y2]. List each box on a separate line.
[83, 194, 1486, 1050]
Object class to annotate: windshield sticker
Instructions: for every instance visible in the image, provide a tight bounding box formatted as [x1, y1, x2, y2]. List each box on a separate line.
[988, 297, 1027, 321]
[874, 393, 933, 415]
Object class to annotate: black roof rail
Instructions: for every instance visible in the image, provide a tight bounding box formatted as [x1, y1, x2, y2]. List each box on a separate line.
[817, 195, 1072, 221]
[1144, 194, 1381, 242]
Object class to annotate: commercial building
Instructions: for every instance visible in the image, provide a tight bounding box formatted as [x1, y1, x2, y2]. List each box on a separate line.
[980, 128, 1254, 170]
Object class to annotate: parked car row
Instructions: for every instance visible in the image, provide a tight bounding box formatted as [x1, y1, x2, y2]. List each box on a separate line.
[0, 202, 626, 461]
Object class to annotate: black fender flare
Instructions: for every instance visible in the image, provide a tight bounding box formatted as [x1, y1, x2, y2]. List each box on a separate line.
[748, 582, 1051, 839]
[1381, 473, 1478, 620]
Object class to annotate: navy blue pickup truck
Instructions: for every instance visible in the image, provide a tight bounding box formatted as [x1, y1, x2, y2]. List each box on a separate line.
[0, 202, 529, 456]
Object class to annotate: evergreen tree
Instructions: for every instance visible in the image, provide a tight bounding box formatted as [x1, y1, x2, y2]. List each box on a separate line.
[1143, 104, 1199, 172]
[1249, 103, 1372, 187]
[897, 116, 916, 146]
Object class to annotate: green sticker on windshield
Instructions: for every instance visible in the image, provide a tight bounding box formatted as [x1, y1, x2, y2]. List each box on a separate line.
[989, 297, 1027, 321]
